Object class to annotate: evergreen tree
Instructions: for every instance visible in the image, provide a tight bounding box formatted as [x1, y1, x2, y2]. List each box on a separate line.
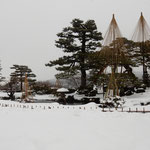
[46, 19, 103, 89]
[0, 61, 5, 83]
[132, 40, 150, 86]
[88, 38, 137, 87]
[10, 65, 36, 91]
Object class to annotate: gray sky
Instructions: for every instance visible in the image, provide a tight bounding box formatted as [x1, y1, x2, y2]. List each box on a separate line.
[0, 0, 150, 81]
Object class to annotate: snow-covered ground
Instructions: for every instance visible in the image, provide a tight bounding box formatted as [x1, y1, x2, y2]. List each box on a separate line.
[123, 88, 150, 110]
[0, 90, 150, 150]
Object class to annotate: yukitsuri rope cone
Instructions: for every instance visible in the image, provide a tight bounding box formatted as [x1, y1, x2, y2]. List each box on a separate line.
[132, 12, 150, 86]
[102, 14, 122, 98]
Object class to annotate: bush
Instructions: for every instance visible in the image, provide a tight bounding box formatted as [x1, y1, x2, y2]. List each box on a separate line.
[33, 81, 52, 94]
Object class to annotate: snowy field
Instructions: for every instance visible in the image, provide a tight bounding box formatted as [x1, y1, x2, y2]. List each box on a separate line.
[0, 90, 150, 150]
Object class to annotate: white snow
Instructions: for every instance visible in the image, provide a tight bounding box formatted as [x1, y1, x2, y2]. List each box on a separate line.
[57, 88, 69, 92]
[0, 89, 150, 150]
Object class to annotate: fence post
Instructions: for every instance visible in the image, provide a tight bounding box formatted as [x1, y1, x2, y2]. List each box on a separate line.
[102, 107, 104, 112]
[129, 108, 131, 112]
[143, 107, 145, 113]
[136, 108, 138, 112]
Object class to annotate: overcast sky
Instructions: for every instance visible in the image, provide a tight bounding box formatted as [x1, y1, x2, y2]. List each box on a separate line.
[0, 0, 150, 81]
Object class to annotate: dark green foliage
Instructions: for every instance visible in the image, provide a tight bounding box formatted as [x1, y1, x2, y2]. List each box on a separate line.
[32, 81, 52, 94]
[130, 40, 150, 86]
[0, 61, 5, 83]
[88, 38, 136, 86]
[10, 65, 36, 91]
[46, 18, 103, 89]
[117, 73, 139, 89]
[1, 77, 19, 100]
[6, 81, 16, 100]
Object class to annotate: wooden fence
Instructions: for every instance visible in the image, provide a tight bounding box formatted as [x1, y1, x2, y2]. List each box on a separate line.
[0, 102, 150, 113]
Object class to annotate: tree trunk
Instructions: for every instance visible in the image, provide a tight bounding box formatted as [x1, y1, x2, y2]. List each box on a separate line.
[143, 58, 148, 86]
[141, 42, 149, 86]
[80, 31, 86, 89]
[80, 68, 86, 89]
[20, 73, 23, 92]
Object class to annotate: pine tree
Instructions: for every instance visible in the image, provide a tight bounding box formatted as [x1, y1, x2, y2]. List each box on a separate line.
[133, 41, 150, 86]
[10, 65, 36, 91]
[88, 38, 137, 87]
[46, 19, 103, 89]
[0, 60, 5, 83]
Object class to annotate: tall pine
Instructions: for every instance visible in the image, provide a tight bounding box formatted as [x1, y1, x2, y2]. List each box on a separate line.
[46, 19, 103, 89]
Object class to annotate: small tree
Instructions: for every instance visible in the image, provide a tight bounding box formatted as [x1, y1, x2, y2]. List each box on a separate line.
[0, 61, 5, 83]
[6, 79, 17, 100]
[33, 81, 52, 94]
[46, 18, 103, 89]
[10, 65, 36, 91]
